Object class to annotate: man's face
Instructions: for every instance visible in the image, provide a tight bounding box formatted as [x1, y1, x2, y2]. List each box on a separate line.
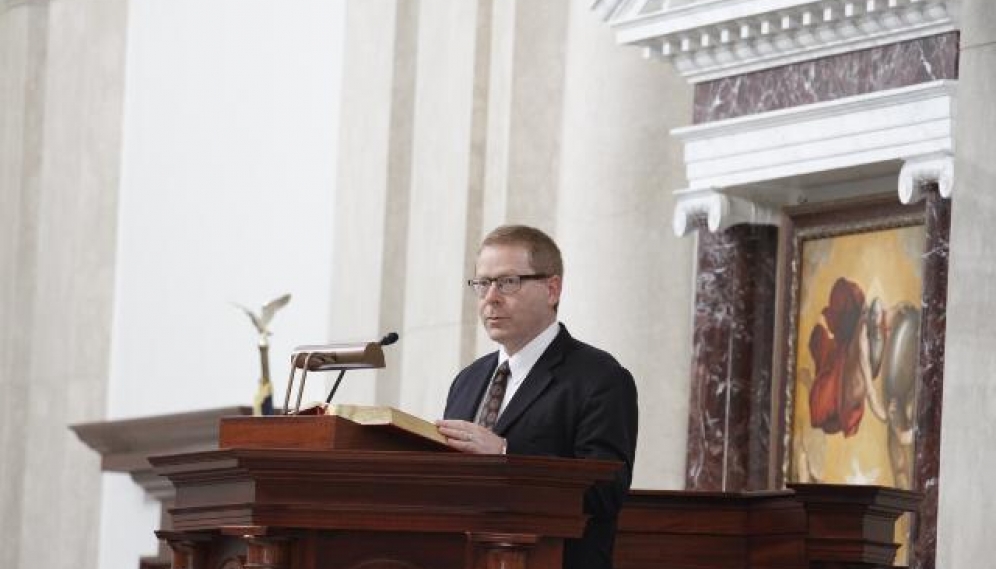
[475, 244, 561, 356]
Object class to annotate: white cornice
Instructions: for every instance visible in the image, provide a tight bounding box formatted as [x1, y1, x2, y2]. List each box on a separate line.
[672, 80, 956, 191]
[602, 0, 959, 83]
[668, 80, 955, 235]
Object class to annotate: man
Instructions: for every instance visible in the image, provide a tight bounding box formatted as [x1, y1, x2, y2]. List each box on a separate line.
[436, 225, 638, 569]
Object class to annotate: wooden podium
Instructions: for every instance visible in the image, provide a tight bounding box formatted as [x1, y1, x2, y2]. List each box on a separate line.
[152, 415, 620, 569]
[150, 414, 922, 569]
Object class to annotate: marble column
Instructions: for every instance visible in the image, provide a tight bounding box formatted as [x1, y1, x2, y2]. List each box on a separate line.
[911, 188, 950, 569]
[685, 220, 778, 491]
[936, 0, 996, 566]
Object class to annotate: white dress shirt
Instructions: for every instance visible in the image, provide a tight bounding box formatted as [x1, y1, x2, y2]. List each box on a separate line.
[476, 320, 560, 423]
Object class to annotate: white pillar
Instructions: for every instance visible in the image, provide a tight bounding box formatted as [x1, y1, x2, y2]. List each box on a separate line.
[936, 0, 996, 566]
[398, 0, 488, 419]
[0, 1, 128, 568]
[331, 0, 419, 407]
[557, 3, 695, 489]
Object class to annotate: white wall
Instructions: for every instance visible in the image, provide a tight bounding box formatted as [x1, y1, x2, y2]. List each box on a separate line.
[556, 1, 693, 490]
[98, 1, 346, 567]
[936, 0, 996, 566]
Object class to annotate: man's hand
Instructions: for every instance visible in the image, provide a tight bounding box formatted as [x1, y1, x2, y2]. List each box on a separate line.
[435, 419, 505, 454]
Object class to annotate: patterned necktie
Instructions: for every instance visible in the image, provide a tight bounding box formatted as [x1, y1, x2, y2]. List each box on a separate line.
[477, 361, 510, 430]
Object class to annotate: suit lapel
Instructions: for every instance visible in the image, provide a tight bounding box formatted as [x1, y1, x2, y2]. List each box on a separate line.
[452, 353, 499, 421]
[493, 326, 571, 435]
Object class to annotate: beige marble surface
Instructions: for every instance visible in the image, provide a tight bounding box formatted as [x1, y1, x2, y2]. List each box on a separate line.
[555, 1, 693, 489]
[330, 0, 410, 407]
[398, 0, 485, 417]
[936, 3, 996, 565]
[0, 0, 127, 568]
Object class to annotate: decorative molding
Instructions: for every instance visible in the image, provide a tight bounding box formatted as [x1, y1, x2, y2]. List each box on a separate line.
[673, 188, 780, 236]
[71, 406, 251, 495]
[898, 152, 953, 203]
[671, 80, 955, 195]
[601, 0, 959, 82]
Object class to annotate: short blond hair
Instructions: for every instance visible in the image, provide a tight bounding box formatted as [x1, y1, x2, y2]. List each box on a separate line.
[480, 225, 563, 277]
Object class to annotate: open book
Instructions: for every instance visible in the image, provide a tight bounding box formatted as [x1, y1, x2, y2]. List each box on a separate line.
[298, 403, 448, 447]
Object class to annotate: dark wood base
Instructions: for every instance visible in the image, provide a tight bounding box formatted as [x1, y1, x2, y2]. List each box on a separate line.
[614, 484, 921, 569]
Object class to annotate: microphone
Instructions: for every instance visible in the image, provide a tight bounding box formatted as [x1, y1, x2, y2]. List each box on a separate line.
[324, 332, 400, 405]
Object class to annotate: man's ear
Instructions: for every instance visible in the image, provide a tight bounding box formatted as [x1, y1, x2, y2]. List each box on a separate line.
[547, 275, 563, 306]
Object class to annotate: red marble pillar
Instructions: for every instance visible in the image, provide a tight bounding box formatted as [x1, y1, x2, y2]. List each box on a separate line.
[911, 188, 950, 569]
[685, 220, 778, 491]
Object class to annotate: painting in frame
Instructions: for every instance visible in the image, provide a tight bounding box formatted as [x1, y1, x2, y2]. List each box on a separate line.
[779, 198, 926, 564]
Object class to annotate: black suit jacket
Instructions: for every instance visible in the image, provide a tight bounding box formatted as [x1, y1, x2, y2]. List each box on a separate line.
[444, 325, 639, 569]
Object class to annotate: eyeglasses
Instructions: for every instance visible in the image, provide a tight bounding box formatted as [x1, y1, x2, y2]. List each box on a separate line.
[467, 274, 550, 297]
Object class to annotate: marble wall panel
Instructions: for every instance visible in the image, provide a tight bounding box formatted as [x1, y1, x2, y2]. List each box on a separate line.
[685, 221, 778, 491]
[693, 32, 959, 123]
[910, 189, 950, 569]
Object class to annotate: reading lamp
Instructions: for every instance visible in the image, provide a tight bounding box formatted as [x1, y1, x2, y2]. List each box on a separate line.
[282, 333, 398, 415]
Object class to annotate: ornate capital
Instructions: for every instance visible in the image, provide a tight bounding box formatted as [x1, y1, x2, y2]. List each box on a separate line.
[898, 152, 954, 203]
[673, 189, 780, 237]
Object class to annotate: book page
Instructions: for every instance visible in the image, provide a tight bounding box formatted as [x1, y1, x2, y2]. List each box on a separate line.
[328, 404, 447, 445]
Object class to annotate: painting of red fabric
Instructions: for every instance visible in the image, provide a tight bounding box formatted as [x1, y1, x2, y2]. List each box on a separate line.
[788, 222, 924, 492]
